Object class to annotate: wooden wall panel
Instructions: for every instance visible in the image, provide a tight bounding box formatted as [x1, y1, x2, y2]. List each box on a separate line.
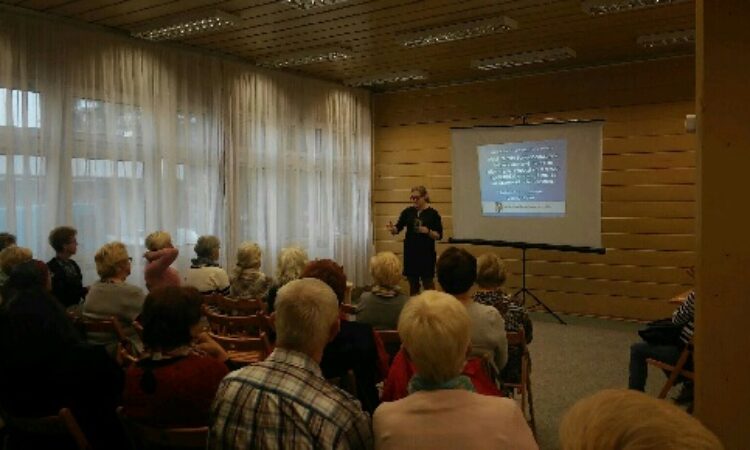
[373, 57, 695, 320]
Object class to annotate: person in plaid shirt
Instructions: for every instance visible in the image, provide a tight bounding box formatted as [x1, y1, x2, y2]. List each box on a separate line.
[208, 277, 373, 450]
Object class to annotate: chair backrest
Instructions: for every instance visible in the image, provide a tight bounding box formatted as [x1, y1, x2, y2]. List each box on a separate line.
[376, 330, 401, 345]
[203, 307, 269, 337]
[117, 406, 208, 450]
[505, 328, 527, 348]
[210, 332, 273, 361]
[217, 296, 264, 315]
[376, 329, 402, 362]
[0, 406, 92, 450]
[133, 321, 144, 340]
[80, 315, 128, 343]
[327, 369, 357, 397]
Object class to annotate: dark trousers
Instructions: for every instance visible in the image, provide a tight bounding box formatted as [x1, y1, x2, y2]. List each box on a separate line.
[628, 341, 682, 391]
[407, 275, 434, 296]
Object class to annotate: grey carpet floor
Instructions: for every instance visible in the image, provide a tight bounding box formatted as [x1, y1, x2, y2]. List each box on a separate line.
[526, 312, 668, 450]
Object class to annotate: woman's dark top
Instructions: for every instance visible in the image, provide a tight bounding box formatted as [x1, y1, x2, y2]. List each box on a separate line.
[394, 206, 443, 278]
[320, 320, 381, 414]
[0, 287, 126, 449]
[47, 257, 86, 308]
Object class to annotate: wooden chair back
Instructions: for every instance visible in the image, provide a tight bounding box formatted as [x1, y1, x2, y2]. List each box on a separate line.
[647, 337, 694, 399]
[0, 406, 92, 450]
[203, 307, 270, 337]
[339, 303, 356, 316]
[77, 315, 139, 361]
[376, 329, 401, 363]
[117, 406, 208, 450]
[215, 296, 264, 315]
[504, 328, 536, 436]
[210, 332, 273, 365]
[79, 315, 128, 343]
[327, 369, 357, 397]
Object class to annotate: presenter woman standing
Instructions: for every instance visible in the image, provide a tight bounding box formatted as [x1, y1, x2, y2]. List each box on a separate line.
[387, 186, 443, 295]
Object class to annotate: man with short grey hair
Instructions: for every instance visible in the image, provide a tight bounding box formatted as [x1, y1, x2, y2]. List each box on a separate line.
[208, 277, 373, 450]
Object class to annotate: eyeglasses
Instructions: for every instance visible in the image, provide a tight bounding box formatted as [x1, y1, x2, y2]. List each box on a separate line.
[410, 195, 422, 200]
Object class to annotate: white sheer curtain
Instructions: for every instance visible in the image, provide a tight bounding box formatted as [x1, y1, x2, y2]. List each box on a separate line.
[0, 10, 372, 286]
[226, 69, 372, 284]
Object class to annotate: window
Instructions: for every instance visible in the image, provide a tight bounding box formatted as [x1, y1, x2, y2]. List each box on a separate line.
[0, 88, 41, 128]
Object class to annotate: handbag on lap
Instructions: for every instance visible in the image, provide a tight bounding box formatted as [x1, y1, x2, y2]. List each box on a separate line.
[638, 318, 683, 346]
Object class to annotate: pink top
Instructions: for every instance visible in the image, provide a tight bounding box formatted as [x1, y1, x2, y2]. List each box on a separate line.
[144, 248, 181, 292]
[374, 389, 538, 450]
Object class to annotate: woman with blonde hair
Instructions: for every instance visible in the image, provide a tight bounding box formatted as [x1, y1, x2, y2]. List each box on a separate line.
[83, 242, 145, 352]
[230, 241, 272, 300]
[0, 245, 32, 289]
[559, 389, 723, 450]
[474, 252, 532, 384]
[265, 246, 307, 312]
[185, 235, 230, 295]
[356, 251, 409, 330]
[374, 290, 537, 450]
[144, 231, 180, 291]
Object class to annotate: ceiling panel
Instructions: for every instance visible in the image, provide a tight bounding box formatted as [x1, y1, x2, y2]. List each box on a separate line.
[1, 0, 696, 91]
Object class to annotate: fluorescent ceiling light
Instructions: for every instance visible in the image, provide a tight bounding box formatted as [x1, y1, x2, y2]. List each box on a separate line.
[637, 29, 695, 48]
[344, 70, 428, 87]
[131, 10, 240, 41]
[582, 0, 690, 15]
[472, 47, 577, 71]
[258, 47, 351, 68]
[284, 0, 349, 9]
[398, 16, 519, 48]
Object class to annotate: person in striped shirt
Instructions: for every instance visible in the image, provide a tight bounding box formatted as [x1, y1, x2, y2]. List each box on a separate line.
[628, 290, 695, 392]
[208, 277, 373, 450]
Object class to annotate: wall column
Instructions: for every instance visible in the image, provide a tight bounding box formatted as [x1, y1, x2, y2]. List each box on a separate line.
[695, 1, 750, 447]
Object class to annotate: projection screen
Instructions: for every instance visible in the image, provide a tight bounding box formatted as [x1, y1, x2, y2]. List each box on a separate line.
[450, 121, 603, 248]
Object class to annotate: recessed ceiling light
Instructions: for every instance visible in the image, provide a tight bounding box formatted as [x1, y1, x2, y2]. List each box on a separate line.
[472, 47, 577, 71]
[284, 0, 349, 9]
[637, 29, 695, 48]
[131, 10, 240, 41]
[582, 0, 690, 15]
[398, 16, 519, 48]
[344, 70, 428, 87]
[257, 47, 352, 68]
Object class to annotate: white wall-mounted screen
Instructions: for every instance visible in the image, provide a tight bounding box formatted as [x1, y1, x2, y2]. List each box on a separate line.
[451, 122, 603, 247]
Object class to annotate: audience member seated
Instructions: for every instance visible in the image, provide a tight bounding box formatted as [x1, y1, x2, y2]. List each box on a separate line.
[123, 286, 229, 427]
[0, 232, 16, 287]
[229, 241, 272, 300]
[474, 253, 532, 383]
[47, 226, 87, 309]
[209, 278, 372, 450]
[0, 261, 126, 450]
[143, 231, 180, 291]
[629, 290, 695, 395]
[559, 389, 723, 450]
[356, 251, 409, 331]
[82, 242, 145, 352]
[303, 259, 387, 414]
[373, 290, 537, 450]
[185, 235, 230, 295]
[266, 245, 308, 312]
[438, 247, 508, 376]
[0, 245, 32, 290]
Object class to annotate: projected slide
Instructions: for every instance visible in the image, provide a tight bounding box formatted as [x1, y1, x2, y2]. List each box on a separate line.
[478, 139, 567, 217]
